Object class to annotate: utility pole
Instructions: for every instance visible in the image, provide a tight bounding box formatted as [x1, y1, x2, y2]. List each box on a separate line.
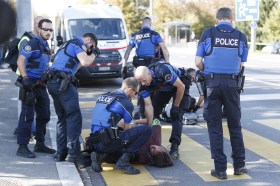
[149, 0, 153, 18]
[17, 0, 32, 37]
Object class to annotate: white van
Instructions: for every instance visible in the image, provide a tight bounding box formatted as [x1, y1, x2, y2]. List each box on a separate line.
[54, 4, 133, 79]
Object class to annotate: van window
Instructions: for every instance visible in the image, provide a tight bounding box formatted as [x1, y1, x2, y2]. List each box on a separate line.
[68, 18, 126, 40]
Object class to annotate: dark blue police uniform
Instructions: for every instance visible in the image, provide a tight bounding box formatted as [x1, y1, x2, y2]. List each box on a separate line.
[17, 36, 51, 145]
[141, 63, 192, 145]
[196, 22, 248, 172]
[91, 89, 152, 154]
[129, 26, 163, 67]
[47, 37, 86, 159]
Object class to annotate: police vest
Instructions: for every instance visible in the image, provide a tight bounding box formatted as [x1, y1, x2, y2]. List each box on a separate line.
[133, 28, 157, 57]
[91, 92, 121, 133]
[52, 39, 82, 74]
[204, 26, 242, 74]
[25, 38, 50, 79]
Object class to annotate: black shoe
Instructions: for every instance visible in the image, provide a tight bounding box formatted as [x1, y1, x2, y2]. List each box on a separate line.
[54, 152, 67, 162]
[17, 144, 36, 158]
[234, 166, 248, 175]
[91, 152, 104, 172]
[169, 143, 180, 160]
[66, 154, 91, 169]
[115, 153, 140, 175]
[211, 169, 227, 180]
[34, 142, 56, 154]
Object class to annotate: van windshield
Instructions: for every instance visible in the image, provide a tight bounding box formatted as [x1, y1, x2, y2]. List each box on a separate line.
[68, 18, 126, 40]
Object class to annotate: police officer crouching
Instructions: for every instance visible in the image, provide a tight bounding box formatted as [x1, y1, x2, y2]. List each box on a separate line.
[135, 63, 195, 160]
[195, 7, 248, 179]
[89, 77, 153, 174]
[46, 33, 99, 164]
[122, 17, 169, 79]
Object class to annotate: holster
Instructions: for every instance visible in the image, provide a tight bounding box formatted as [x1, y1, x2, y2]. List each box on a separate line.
[58, 72, 72, 92]
[90, 128, 119, 146]
[237, 75, 245, 93]
[25, 90, 35, 105]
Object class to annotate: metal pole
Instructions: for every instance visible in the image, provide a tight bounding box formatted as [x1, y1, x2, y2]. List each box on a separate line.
[149, 0, 153, 18]
[17, 0, 32, 37]
[250, 21, 257, 52]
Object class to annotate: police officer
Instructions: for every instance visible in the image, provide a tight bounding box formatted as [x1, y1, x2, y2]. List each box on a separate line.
[195, 7, 248, 179]
[16, 18, 55, 158]
[90, 77, 153, 175]
[47, 33, 99, 164]
[135, 63, 195, 160]
[122, 17, 169, 79]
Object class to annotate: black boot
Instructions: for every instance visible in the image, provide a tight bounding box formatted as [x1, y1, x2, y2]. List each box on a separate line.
[66, 154, 92, 169]
[17, 144, 35, 158]
[169, 142, 180, 160]
[91, 152, 104, 172]
[115, 153, 140, 175]
[34, 141, 56, 154]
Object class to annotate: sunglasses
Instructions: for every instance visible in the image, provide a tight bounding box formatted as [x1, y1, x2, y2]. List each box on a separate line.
[40, 27, 53, 32]
[131, 88, 139, 95]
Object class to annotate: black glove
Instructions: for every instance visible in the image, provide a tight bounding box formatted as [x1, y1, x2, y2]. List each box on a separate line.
[22, 76, 33, 90]
[92, 46, 100, 57]
[192, 105, 200, 112]
[170, 106, 180, 120]
[121, 66, 128, 80]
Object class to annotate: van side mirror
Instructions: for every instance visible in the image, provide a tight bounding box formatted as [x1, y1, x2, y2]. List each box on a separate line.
[56, 35, 63, 47]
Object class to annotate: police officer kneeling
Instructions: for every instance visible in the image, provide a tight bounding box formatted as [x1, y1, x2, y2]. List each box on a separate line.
[89, 77, 153, 174]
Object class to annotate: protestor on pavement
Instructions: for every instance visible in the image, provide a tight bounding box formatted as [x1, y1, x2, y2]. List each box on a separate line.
[47, 33, 99, 166]
[122, 16, 169, 79]
[16, 18, 55, 158]
[135, 63, 195, 160]
[89, 77, 153, 175]
[195, 7, 248, 179]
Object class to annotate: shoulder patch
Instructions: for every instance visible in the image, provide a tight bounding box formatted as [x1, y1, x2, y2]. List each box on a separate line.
[23, 45, 32, 52]
[165, 74, 172, 81]
[82, 45, 87, 52]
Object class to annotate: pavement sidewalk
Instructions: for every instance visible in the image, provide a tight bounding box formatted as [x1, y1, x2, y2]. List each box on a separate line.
[0, 68, 83, 186]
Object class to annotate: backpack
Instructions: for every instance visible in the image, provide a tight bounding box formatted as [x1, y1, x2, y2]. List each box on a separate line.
[4, 32, 34, 72]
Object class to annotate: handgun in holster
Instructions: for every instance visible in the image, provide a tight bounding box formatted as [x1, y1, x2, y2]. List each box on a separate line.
[237, 66, 245, 93]
[195, 72, 206, 96]
[59, 72, 72, 92]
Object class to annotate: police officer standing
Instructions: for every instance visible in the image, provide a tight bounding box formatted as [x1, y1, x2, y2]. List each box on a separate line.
[47, 33, 99, 164]
[90, 77, 153, 175]
[135, 64, 195, 160]
[16, 18, 55, 158]
[122, 17, 169, 79]
[195, 7, 248, 179]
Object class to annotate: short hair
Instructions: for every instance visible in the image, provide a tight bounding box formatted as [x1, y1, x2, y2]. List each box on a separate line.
[150, 149, 173, 168]
[122, 77, 139, 90]
[38, 19, 52, 28]
[142, 17, 152, 24]
[216, 7, 233, 20]
[83, 33, 98, 45]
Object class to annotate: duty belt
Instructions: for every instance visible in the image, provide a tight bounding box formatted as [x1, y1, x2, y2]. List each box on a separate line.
[205, 74, 238, 80]
[137, 56, 155, 61]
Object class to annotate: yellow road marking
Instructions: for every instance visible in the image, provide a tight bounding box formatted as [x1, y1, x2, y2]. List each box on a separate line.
[81, 129, 158, 186]
[254, 119, 280, 131]
[161, 125, 251, 181]
[222, 122, 280, 166]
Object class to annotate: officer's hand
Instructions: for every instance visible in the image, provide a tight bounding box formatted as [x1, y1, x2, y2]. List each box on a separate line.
[22, 76, 33, 90]
[92, 46, 100, 57]
[192, 105, 200, 112]
[121, 66, 128, 80]
[170, 105, 180, 120]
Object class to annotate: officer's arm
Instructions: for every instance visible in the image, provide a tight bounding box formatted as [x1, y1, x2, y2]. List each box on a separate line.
[159, 42, 169, 63]
[195, 56, 204, 71]
[17, 55, 27, 77]
[123, 45, 133, 68]
[173, 78, 185, 107]
[143, 96, 153, 125]
[77, 51, 96, 66]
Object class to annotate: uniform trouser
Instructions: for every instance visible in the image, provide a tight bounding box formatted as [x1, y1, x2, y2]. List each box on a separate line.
[47, 80, 82, 157]
[151, 88, 190, 145]
[203, 78, 245, 171]
[94, 126, 152, 154]
[17, 86, 50, 145]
